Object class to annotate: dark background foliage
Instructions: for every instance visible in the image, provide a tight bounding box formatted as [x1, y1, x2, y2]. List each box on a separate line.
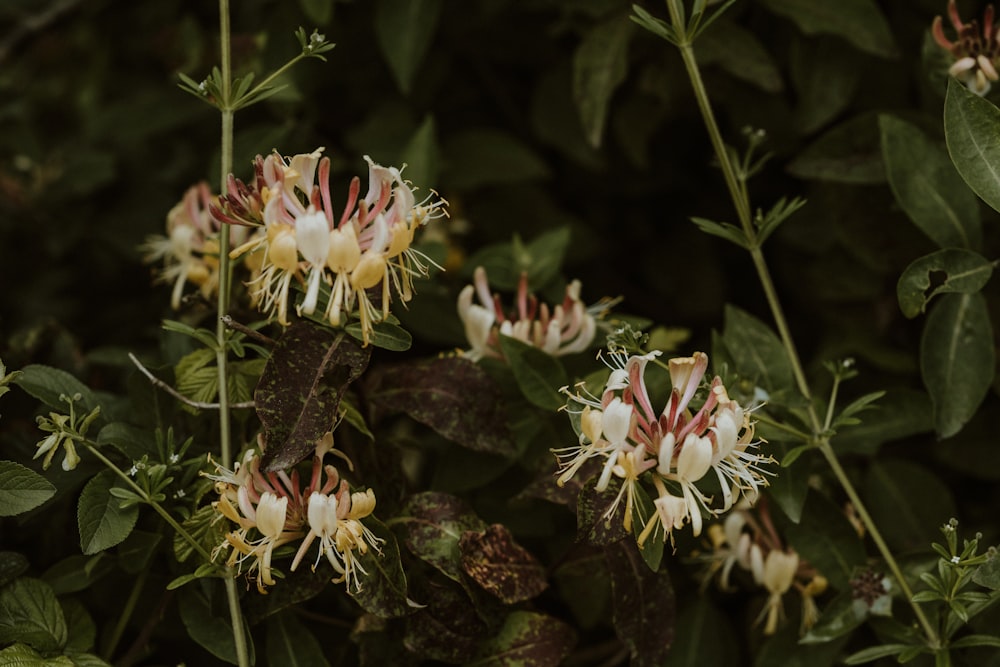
[2, 0, 999, 664]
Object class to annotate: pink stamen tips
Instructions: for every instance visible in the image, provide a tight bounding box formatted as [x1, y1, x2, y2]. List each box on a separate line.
[339, 176, 361, 229]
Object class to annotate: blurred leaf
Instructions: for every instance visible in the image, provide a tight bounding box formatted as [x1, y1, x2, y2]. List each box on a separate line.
[349, 518, 413, 618]
[945, 77, 1000, 215]
[467, 611, 575, 667]
[880, 115, 981, 250]
[0, 578, 67, 654]
[0, 461, 56, 517]
[791, 35, 859, 133]
[497, 335, 568, 411]
[920, 293, 994, 438]
[605, 540, 675, 667]
[365, 357, 516, 456]
[77, 470, 138, 556]
[178, 584, 255, 664]
[757, 0, 896, 58]
[785, 491, 866, 590]
[398, 492, 488, 582]
[374, 0, 443, 94]
[13, 366, 99, 414]
[573, 11, 633, 148]
[256, 321, 370, 472]
[864, 459, 957, 552]
[444, 128, 550, 190]
[664, 597, 739, 667]
[265, 612, 330, 667]
[459, 524, 548, 604]
[787, 113, 884, 183]
[699, 19, 783, 92]
[0, 553, 29, 589]
[720, 305, 794, 394]
[897, 249, 995, 318]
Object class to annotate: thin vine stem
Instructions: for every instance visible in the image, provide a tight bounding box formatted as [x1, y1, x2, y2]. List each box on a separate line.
[662, 0, 940, 648]
[215, 2, 250, 665]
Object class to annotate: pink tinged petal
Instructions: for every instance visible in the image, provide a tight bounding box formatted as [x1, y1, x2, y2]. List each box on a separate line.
[602, 398, 633, 445]
[656, 432, 676, 476]
[256, 492, 289, 539]
[677, 433, 713, 482]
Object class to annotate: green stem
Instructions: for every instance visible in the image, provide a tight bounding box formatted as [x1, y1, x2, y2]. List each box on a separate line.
[216, 3, 250, 666]
[82, 442, 212, 562]
[103, 561, 149, 661]
[663, 0, 940, 648]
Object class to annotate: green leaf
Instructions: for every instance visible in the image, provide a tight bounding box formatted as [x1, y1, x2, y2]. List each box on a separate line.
[880, 115, 981, 250]
[0, 461, 56, 517]
[77, 470, 139, 555]
[497, 335, 568, 411]
[265, 612, 331, 667]
[757, 0, 896, 58]
[945, 77, 1000, 215]
[13, 366, 99, 414]
[459, 524, 549, 604]
[920, 292, 995, 438]
[0, 578, 67, 653]
[863, 460, 957, 552]
[897, 249, 995, 318]
[374, 0, 443, 94]
[178, 584, 255, 664]
[605, 540, 675, 667]
[787, 113, 884, 183]
[347, 518, 413, 618]
[365, 357, 516, 456]
[467, 611, 575, 667]
[397, 492, 488, 582]
[444, 128, 550, 190]
[720, 305, 794, 394]
[573, 11, 633, 148]
[256, 322, 371, 472]
[0, 643, 73, 666]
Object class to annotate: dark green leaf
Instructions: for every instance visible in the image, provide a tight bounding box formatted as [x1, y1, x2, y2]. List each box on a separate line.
[0, 578, 67, 654]
[348, 518, 413, 618]
[897, 249, 995, 318]
[573, 11, 633, 148]
[0, 461, 56, 517]
[178, 583, 255, 665]
[880, 115, 981, 249]
[497, 335, 568, 411]
[374, 0, 443, 94]
[256, 321, 371, 472]
[720, 305, 794, 394]
[265, 612, 330, 667]
[945, 77, 1000, 215]
[77, 470, 138, 555]
[365, 357, 516, 456]
[605, 540, 675, 667]
[13, 366, 99, 414]
[757, 0, 896, 58]
[398, 492, 488, 582]
[467, 611, 575, 667]
[864, 460, 957, 552]
[459, 524, 548, 604]
[920, 293, 995, 438]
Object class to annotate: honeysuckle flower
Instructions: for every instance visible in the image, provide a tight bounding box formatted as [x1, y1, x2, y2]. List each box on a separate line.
[559, 349, 772, 550]
[218, 148, 446, 344]
[458, 267, 599, 361]
[143, 183, 251, 309]
[933, 0, 1000, 95]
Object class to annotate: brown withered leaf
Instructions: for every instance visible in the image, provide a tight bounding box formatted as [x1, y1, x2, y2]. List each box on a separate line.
[604, 540, 675, 667]
[459, 524, 548, 604]
[255, 320, 370, 471]
[364, 356, 516, 457]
